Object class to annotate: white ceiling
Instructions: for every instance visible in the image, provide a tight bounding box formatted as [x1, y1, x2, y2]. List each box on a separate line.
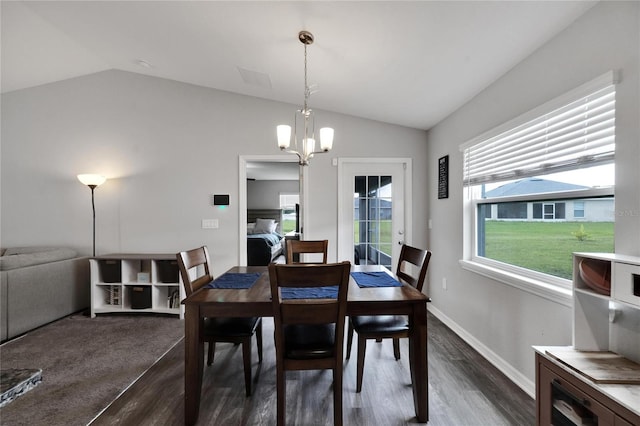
[2, 1, 596, 132]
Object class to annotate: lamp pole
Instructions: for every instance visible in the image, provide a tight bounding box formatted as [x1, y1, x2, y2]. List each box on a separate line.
[89, 184, 97, 257]
[77, 174, 106, 257]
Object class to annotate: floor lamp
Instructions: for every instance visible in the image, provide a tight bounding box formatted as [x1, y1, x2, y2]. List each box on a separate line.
[77, 174, 107, 257]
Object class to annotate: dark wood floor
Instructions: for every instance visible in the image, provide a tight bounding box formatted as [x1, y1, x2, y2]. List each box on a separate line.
[91, 312, 535, 425]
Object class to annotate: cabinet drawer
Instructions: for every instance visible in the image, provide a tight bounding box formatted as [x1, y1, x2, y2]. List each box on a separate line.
[539, 363, 615, 425]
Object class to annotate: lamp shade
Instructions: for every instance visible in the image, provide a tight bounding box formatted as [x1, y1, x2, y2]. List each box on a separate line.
[319, 127, 334, 151]
[277, 125, 292, 149]
[77, 174, 106, 187]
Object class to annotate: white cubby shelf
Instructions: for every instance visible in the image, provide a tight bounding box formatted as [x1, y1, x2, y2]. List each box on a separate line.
[572, 252, 640, 362]
[90, 253, 184, 319]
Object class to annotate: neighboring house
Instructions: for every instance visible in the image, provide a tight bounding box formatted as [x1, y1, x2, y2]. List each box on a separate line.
[482, 178, 614, 222]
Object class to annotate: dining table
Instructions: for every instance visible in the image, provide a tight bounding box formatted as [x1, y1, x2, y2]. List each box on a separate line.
[183, 264, 430, 425]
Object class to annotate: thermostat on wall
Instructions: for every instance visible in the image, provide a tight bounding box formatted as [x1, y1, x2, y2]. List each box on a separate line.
[213, 194, 230, 206]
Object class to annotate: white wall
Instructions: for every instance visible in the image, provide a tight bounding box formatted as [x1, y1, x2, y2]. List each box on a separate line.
[426, 1, 639, 394]
[247, 180, 298, 210]
[1, 70, 428, 271]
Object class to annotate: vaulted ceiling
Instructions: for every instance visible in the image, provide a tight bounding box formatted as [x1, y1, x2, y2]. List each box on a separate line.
[2, 1, 596, 131]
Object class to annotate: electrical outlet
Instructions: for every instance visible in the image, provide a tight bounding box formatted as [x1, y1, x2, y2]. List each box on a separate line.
[442, 277, 447, 290]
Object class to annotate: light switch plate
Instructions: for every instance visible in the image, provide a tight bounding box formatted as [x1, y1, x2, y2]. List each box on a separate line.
[202, 219, 219, 229]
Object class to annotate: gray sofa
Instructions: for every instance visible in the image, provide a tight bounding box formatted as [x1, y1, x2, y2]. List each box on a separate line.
[0, 247, 90, 341]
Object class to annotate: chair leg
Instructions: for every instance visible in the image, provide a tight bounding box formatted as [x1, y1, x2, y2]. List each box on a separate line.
[393, 338, 401, 360]
[276, 364, 286, 426]
[207, 340, 215, 366]
[356, 336, 366, 393]
[333, 367, 343, 426]
[242, 337, 253, 396]
[256, 320, 263, 363]
[346, 321, 354, 359]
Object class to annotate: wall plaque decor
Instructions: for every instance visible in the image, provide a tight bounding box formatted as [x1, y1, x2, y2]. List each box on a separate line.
[438, 155, 449, 199]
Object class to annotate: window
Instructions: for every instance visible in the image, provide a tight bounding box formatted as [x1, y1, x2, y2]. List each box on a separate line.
[497, 202, 527, 219]
[461, 72, 616, 286]
[532, 202, 566, 220]
[279, 193, 299, 233]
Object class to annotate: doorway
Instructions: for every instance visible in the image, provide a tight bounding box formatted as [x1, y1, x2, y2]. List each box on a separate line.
[239, 155, 302, 265]
[337, 158, 412, 269]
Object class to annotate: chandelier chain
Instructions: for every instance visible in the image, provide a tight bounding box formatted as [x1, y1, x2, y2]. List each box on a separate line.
[303, 43, 309, 113]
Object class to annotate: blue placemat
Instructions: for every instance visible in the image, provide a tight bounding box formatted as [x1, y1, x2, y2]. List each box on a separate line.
[281, 286, 339, 299]
[351, 271, 402, 288]
[206, 272, 261, 289]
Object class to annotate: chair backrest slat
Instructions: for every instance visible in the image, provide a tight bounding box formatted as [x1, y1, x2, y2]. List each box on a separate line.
[269, 261, 350, 327]
[286, 240, 329, 264]
[177, 246, 213, 296]
[396, 244, 432, 292]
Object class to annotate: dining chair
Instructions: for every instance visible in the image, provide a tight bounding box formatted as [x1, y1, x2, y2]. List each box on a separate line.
[268, 261, 351, 426]
[346, 244, 432, 392]
[176, 246, 263, 396]
[286, 239, 329, 264]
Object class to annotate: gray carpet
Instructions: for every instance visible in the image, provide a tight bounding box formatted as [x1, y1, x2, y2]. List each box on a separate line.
[0, 313, 184, 426]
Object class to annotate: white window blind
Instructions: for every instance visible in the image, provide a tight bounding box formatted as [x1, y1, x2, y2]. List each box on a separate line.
[279, 194, 299, 208]
[461, 71, 617, 186]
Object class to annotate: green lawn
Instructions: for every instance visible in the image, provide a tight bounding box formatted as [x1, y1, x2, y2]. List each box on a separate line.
[483, 221, 614, 279]
[281, 219, 296, 234]
[354, 221, 393, 256]
[354, 221, 392, 242]
[313, 219, 613, 279]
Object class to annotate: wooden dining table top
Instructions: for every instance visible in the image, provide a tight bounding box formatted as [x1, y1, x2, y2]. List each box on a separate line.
[182, 264, 430, 317]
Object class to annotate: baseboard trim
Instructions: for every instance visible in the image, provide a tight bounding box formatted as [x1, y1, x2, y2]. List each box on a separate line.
[427, 305, 536, 399]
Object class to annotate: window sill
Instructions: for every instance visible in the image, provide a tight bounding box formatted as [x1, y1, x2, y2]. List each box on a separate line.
[459, 260, 573, 307]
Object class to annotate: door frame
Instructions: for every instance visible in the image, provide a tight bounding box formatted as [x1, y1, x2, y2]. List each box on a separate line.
[238, 155, 304, 265]
[337, 157, 413, 266]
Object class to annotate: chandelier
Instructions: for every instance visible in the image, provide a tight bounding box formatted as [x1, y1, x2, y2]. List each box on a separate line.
[277, 30, 334, 166]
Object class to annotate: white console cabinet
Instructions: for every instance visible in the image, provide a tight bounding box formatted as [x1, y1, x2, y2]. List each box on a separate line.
[90, 254, 184, 319]
[534, 252, 640, 426]
[572, 252, 640, 359]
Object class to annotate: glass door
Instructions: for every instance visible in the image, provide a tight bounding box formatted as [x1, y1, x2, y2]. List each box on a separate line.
[354, 175, 393, 268]
[338, 159, 410, 270]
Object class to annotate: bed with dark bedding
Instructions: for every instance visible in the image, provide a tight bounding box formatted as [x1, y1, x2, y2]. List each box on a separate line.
[247, 209, 284, 266]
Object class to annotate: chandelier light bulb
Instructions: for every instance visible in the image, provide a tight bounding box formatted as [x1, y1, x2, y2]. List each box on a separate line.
[304, 138, 316, 156]
[277, 125, 292, 149]
[320, 127, 334, 151]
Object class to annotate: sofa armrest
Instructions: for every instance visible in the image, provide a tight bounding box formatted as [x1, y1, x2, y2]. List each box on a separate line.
[4, 257, 89, 340]
[0, 248, 78, 271]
